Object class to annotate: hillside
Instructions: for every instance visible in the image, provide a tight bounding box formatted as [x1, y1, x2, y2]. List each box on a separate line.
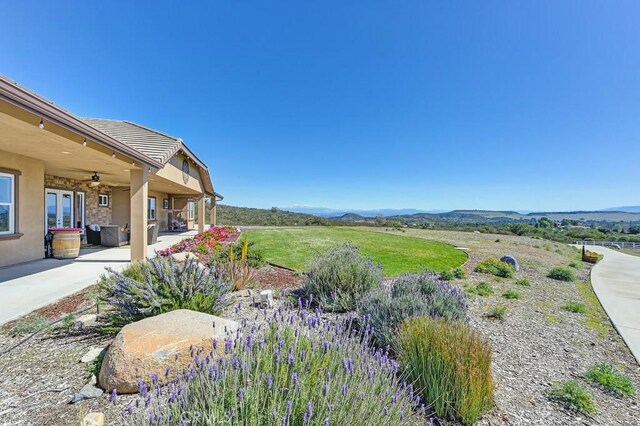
[216, 205, 330, 226]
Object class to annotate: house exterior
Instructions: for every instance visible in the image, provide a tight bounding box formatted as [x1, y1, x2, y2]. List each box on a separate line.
[0, 76, 221, 268]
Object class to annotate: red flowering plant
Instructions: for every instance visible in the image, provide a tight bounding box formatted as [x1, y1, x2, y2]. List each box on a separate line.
[157, 226, 240, 258]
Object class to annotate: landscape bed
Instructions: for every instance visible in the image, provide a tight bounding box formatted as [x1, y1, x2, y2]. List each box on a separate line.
[0, 228, 639, 425]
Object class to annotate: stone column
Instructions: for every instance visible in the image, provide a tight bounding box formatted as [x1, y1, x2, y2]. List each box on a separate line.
[198, 196, 206, 234]
[130, 169, 148, 262]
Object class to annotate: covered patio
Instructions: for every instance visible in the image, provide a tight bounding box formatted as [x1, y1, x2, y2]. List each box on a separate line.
[0, 231, 196, 325]
[0, 76, 221, 269]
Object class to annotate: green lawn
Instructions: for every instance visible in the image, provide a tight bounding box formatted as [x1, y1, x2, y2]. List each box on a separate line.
[244, 227, 467, 276]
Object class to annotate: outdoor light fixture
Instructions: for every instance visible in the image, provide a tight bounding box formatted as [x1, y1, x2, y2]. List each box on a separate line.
[111, 152, 116, 158]
[82, 138, 87, 146]
[90, 172, 101, 187]
[131, 161, 135, 166]
[38, 119, 44, 129]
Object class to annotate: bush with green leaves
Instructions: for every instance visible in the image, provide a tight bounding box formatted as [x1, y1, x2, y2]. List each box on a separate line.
[452, 267, 466, 279]
[583, 363, 634, 397]
[358, 271, 468, 350]
[468, 281, 493, 296]
[548, 266, 576, 282]
[121, 304, 423, 425]
[502, 288, 523, 300]
[396, 317, 494, 425]
[475, 258, 515, 278]
[99, 256, 232, 330]
[514, 278, 530, 287]
[439, 270, 455, 281]
[547, 380, 595, 414]
[205, 237, 265, 269]
[486, 305, 507, 320]
[8, 315, 50, 336]
[562, 301, 586, 313]
[302, 243, 382, 312]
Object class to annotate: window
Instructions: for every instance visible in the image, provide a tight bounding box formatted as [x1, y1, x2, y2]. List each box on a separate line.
[98, 194, 109, 207]
[188, 200, 195, 220]
[0, 172, 15, 235]
[148, 197, 157, 221]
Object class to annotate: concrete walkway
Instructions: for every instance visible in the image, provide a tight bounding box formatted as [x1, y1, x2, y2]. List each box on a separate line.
[581, 245, 640, 364]
[0, 231, 195, 325]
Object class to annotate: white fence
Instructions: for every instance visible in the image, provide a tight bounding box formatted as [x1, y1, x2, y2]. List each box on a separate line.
[575, 241, 640, 249]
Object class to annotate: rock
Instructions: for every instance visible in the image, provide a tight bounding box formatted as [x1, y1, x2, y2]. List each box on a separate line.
[74, 314, 98, 329]
[81, 412, 104, 426]
[69, 382, 103, 403]
[500, 255, 520, 272]
[98, 309, 239, 393]
[170, 252, 196, 262]
[260, 290, 274, 308]
[237, 289, 254, 298]
[81, 347, 107, 363]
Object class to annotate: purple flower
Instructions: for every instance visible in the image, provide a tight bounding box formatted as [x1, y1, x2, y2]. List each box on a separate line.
[267, 374, 273, 389]
[292, 372, 299, 386]
[322, 383, 329, 396]
[109, 388, 117, 403]
[324, 417, 330, 426]
[238, 388, 245, 401]
[342, 383, 348, 396]
[165, 367, 171, 378]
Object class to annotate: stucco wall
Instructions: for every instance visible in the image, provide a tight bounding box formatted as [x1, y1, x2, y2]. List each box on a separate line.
[111, 188, 170, 231]
[0, 151, 45, 267]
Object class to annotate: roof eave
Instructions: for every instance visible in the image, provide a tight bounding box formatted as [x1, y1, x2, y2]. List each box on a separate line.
[0, 78, 163, 169]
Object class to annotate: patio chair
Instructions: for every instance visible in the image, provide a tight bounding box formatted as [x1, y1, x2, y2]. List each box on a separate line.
[100, 225, 129, 247]
[147, 223, 159, 245]
[85, 225, 101, 245]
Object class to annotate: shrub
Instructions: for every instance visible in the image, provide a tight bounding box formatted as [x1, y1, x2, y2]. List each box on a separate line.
[514, 278, 530, 287]
[396, 317, 494, 424]
[562, 301, 587, 313]
[358, 271, 468, 350]
[583, 363, 634, 397]
[486, 305, 507, 320]
[206, 237, 265, 269]
[121, 304, 422, 425]
[474, 281, 493, 296]
[475, 258, 515, 278]
[302, 243, 382, 312]
[453, 267, 466, 279]
[502, 288, 523, 300]
[569, 261, 580, 269]
[9, 315, 50, 336]
[548, 266, 576, 282]
[99, 256, 232, 330]
[439, 270, 455, 281]
[547, 380, 595, 415]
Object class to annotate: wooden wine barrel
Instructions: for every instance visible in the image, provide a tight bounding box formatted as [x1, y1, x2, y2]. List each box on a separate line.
[51, 230, 81, 259]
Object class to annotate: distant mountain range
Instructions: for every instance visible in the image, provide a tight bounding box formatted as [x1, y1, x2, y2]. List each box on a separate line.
[281, 206, 640, 218]
[281, 207, 448, 217]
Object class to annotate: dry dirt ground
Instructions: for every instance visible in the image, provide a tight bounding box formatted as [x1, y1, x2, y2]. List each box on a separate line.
[0, 230, 638, 425]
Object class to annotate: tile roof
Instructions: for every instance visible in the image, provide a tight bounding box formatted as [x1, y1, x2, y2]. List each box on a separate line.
[81, 118, 183, 165]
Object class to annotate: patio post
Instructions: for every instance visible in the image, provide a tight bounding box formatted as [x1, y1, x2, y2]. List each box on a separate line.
[198, 196, 205, 233]
[130, 168, 148, 262]
[210, 196, 217, 226]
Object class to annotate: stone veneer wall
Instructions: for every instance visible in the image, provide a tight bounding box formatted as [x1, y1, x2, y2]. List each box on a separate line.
[44, 175, 113, 226]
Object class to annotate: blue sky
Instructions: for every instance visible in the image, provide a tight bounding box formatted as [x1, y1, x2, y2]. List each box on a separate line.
[1, 1, 639, 211]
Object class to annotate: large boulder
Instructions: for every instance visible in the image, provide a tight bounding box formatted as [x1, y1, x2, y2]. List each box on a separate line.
[99, 309, 239, 393]
[500, 255, 520, 272]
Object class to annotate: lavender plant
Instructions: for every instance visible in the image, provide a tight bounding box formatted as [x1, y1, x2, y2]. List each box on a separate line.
[99, 256, 232, 331]
[302, 243, 383, 312]
[358, 271, 468, 350]
[120, 303, 424, 425]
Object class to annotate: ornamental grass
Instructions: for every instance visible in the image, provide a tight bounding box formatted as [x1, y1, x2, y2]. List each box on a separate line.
[396, 317, 494, 425]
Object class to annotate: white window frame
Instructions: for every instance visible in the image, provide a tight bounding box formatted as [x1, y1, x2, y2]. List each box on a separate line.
[148, 197, 157, 221]
[0, 172, 15, 235]
[98, 194, 109, 207]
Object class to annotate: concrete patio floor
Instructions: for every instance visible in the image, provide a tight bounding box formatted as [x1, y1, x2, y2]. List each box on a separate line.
[0, 231, 196, 325]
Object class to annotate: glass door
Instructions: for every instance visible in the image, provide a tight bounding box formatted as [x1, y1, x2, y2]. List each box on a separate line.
[45, 189, 75, 231]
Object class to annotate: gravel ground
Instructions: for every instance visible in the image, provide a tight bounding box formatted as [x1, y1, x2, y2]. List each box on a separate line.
[0, 230, 639, 425]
